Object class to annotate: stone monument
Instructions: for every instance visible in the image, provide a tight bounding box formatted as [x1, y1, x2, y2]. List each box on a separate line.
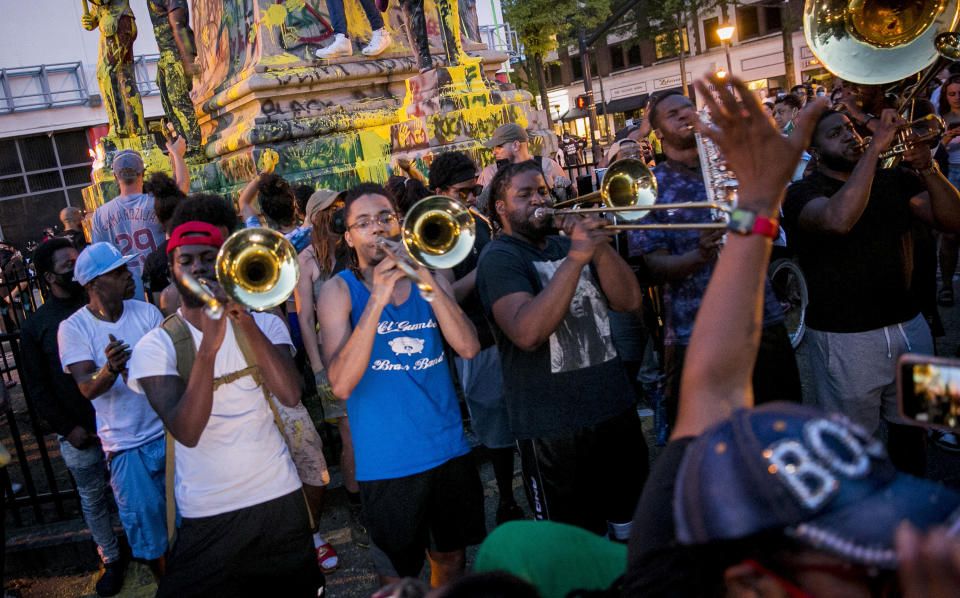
[83, 0, 555, 210]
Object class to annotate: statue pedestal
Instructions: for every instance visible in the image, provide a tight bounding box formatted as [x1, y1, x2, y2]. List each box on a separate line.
[83, 0, 556, 209]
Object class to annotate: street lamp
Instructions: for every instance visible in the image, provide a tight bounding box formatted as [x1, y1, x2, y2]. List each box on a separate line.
[716, 24, 735, 77]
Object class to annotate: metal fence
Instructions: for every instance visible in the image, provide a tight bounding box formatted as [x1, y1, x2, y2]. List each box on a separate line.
[0, 270, 80, 528]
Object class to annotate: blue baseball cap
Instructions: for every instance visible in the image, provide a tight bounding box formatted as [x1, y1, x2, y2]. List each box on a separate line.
[73, 242, 136, 285]
[674, 402, 960, 569]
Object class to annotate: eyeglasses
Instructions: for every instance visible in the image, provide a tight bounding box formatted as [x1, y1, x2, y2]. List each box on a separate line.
[346, 212, 398, 232]
[455, 185, 484, 202]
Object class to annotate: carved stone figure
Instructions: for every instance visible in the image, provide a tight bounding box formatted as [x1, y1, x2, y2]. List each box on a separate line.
[81, 0, 145, 138]
[146, 0, 201, 146]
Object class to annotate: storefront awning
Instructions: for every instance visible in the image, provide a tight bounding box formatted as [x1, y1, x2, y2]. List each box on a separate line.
[604, 93, 649, 115]
[560, 103, 603, 121]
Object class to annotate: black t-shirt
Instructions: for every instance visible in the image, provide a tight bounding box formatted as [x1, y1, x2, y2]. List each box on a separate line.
[452, 214, 495, 349]
[623, 436, 697, 598]
[476, 234, 635, 439]
[141, 239, 170, 296]
[782, 168, 926, 332]
[562, 138, 580, 165]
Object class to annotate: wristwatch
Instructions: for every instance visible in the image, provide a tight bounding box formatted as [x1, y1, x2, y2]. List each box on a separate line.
[915, 162, 939, 177]
[727, 208, 779, 239]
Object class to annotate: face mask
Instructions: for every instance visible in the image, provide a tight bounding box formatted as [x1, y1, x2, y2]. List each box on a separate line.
[52, 271, 85, 298]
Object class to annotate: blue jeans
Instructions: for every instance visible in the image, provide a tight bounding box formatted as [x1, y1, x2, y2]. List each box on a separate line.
[327, 0, 384, 36]
[109, 436, 167, 560]
[59, 438, 121, 563]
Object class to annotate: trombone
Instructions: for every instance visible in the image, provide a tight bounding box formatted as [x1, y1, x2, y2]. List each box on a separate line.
[378, 195, 477, 302]
[179, 227, 300, 319]
[534, 158, 733, 231]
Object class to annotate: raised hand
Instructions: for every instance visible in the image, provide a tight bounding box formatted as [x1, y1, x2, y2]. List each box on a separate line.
[370, 253, 405, 307]
[693, 76, 826, 215]
[260, 149, 279, 175]
[104, 333, 130, 373]
[870, 109, 905, 154]
[165, 122, 187, 158]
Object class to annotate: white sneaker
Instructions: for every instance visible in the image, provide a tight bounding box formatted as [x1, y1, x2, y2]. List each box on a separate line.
[362, 29, 392, 56]
[316, 34, 352, 59]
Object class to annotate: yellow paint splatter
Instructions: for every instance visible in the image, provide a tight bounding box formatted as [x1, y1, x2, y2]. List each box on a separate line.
[261, 4, 288, 28]
[260, 52, 302, 67]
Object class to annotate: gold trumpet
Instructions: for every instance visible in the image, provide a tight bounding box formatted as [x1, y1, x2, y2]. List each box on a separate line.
[378, 195, 477, 302]
[853, 113, 946, 159]
[180, 227, 300, 319]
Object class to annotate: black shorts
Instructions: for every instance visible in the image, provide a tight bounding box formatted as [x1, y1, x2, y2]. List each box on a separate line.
[359, 453, 486, 577]
[158, 489, 323, 598]
[517, 408, 649, 535]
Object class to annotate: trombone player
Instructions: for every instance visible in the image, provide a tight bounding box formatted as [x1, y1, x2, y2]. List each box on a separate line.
[782, 107, 960, 471]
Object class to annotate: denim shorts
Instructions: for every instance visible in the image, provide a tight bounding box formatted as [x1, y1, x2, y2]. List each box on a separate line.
[109, 435, 167, 560]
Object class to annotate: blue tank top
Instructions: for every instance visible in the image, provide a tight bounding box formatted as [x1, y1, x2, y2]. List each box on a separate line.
[338, 270, 470, 481]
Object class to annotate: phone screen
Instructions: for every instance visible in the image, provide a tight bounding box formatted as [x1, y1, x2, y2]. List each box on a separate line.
[900, 360, 960, 429]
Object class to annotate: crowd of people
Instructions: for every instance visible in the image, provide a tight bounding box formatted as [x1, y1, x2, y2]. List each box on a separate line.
[6, 67, 960, 598]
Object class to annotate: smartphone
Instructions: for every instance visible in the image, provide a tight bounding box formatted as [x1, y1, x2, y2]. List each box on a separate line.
[897, 354, 960, 431]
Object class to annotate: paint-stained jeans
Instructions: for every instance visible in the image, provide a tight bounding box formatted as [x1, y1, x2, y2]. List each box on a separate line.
[59, 438, 121, 563]
[327, 0, 385, 36]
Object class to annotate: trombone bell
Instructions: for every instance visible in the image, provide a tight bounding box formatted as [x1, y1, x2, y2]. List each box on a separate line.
[216, 227, 299, 312]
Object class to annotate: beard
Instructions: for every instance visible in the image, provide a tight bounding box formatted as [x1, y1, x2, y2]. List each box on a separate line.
[174, 277, 209, 309]
[660, 128, 697, 152]
[818, 149, 858, 173]
[509, 211, 551, 241]
[52, 273, 86, 300]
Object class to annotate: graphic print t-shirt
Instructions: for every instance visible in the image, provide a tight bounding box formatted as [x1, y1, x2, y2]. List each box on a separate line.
[338, 271, 471, 482]
[476, 235, 635, 439]
[90, 193, 165, 301]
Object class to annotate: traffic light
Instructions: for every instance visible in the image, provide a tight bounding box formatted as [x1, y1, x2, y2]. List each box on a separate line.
[575, 95, 588, 110]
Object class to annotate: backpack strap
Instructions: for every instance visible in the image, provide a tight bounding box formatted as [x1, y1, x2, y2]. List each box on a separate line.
[230, 319, 316, 531]
[158, 313, 197, 547]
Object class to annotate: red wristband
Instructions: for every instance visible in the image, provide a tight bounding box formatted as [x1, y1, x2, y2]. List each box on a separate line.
[752, 215, 779, 239]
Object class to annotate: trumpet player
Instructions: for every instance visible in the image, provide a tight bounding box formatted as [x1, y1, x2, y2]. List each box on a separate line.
[783, 107, 960, 468]
[632, 90, 801, 432]
[316, 183, 485, 586]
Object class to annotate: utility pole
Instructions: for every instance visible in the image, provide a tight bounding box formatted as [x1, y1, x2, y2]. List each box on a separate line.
[579, 31, 601, 165]
[578, 0, 645, 164]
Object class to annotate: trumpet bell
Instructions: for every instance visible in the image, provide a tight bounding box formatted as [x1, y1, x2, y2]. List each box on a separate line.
[804, 0, 960, 85]
[402, 196, 476, 270]
[602, 158, 658, 222]
[216, 227, 300, 312]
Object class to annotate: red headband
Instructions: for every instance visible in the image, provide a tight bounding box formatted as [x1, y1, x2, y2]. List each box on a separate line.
[167, 221, 224, 253]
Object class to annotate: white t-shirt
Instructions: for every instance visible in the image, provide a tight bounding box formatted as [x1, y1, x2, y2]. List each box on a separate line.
[89, 193, 165, 301]
[57, 300, 165, 453]
[127, 311, 301, 518]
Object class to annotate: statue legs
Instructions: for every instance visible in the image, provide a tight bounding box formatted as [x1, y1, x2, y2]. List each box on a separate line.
[398, 0, 432, 72]
[97, 15, 145, 138]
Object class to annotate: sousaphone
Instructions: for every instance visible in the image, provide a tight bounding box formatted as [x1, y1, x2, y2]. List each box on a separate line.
[804, 0, 960, 85]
